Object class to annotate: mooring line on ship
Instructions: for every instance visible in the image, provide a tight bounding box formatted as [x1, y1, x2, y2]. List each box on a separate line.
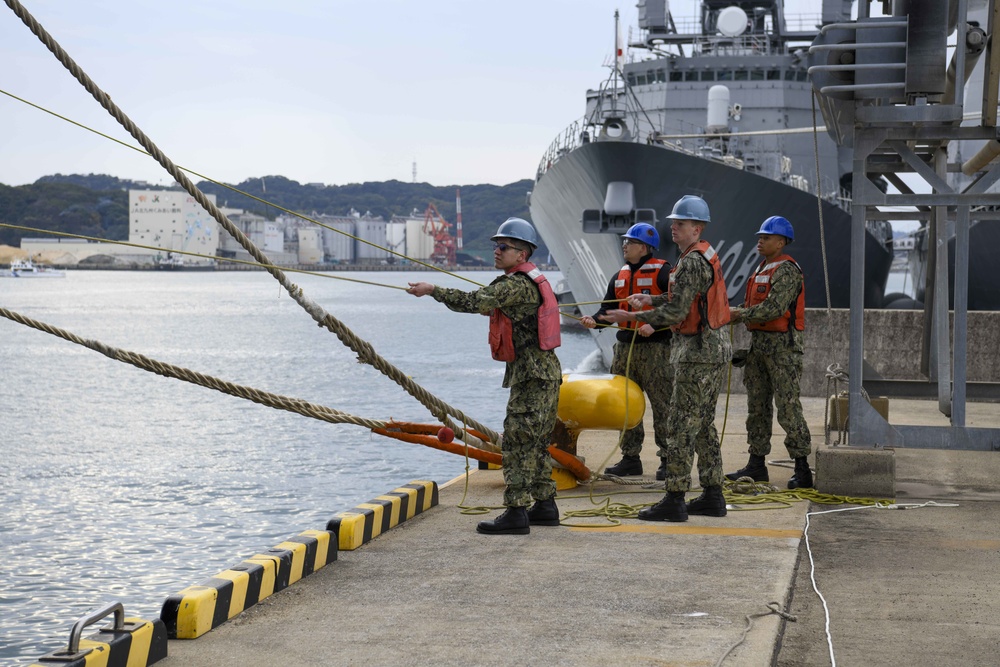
[0, 86, 485, 288]
[5, 0, 501, 450]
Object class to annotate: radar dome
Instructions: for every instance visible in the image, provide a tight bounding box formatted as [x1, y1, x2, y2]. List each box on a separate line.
[717, 6, 748, 37]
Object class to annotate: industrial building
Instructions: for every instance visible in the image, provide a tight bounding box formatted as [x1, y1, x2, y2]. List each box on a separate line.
[17, 188, 462, 268]
[19, 189, 220, 267]
[278, 208, 444, 266]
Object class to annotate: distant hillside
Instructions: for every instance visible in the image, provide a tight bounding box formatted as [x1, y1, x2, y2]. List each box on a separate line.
[0, 174, 539, 260]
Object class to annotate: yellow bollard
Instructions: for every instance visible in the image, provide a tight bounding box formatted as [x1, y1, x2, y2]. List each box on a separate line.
[557, 373, 646, 432]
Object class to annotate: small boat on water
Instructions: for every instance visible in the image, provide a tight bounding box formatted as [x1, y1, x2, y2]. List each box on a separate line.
[1, 258, 66, 278]
[155, 252, 215, 271]
[155, 253, 185, 270]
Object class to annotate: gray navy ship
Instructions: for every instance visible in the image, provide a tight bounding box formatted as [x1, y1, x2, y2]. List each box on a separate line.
[528, 0, 894, 365]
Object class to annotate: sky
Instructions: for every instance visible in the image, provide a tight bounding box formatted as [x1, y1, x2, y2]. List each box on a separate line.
[1, 0, 825, 188]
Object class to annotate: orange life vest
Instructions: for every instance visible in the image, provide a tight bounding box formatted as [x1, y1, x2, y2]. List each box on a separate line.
[613, 259, 667, 331]
[669, 239, 730, 335]
[743, 254, 805, 332]
[488, 262, 561, 362]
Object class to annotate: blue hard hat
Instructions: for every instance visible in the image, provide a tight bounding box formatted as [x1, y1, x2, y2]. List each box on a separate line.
[756, 216, 794, 243]
[666, 195, 711, 223]
[622, 222, 659, 250]
[491, 217, 538, 248]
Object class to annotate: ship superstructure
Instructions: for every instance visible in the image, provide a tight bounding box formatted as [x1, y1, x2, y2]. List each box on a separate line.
[530, 0, 893, 365]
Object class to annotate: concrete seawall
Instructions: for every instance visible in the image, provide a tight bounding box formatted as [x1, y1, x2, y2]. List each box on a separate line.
[727, 309, 1000, 397]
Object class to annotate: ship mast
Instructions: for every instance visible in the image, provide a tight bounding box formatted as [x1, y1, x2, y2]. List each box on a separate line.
[611, 9, 622, 117]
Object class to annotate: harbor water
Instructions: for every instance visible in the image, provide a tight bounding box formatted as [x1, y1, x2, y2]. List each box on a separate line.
[0, 269, 600, 663]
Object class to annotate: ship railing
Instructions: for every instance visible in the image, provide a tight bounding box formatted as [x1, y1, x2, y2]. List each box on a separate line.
[654, 13, 823, 38]
[536, 117, 587, 178]
[694, 34, 775, 57]
[830, 180, 853, 211]
[536, 115, 854, 214]
[537, 102, 652, 178]
[784, 13, 823, 33]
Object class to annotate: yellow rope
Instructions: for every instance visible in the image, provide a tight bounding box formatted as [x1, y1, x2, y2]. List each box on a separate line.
[558, 298, 618, 308]
[719, 322, 736, 445]
[557, 489, 667, 526]
[556, 481, 892, 527]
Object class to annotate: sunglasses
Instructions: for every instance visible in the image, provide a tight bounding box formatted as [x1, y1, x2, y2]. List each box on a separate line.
[493, 242, 522, 253]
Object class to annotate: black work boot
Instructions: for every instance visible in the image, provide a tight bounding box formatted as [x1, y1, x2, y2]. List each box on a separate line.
[686, 486, 728, 517]
[526, 498, 560, 526]
[605, 455, 643, 476]
[655, 458, 667, 481]
[787, 457, 814, 489]
[637, 491, 688, 522]
[476, 507, 530, 535]
[725, 454, 769, 482]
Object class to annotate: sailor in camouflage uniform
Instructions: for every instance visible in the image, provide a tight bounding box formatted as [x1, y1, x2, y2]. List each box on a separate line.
[582, 222, 673, 481]
[406, 217, 562, 535]
[726, 216, 813, 489]
[601, 195, 731, 522]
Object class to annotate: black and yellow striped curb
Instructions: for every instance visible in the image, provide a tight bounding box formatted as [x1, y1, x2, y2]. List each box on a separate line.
[326, 480, 438, 550]
[160, 528, 336, 639]
[30, 480, 439, 659]
[31, 618, 168, 666]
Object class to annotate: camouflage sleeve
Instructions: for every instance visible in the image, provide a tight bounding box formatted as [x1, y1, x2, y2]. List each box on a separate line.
[635, 253, 710, 328]
[741, 262, 802, 324]
[431, 274, 536, 315]
[592, 275, 618, 323]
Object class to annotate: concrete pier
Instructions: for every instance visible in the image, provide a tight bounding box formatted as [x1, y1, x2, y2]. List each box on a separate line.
[157, 395, 1000, 667]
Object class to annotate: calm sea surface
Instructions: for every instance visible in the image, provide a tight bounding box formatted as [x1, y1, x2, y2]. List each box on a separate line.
[0, 269, 600, 664]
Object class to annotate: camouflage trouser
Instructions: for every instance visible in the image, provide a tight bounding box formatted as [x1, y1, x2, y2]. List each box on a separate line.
[502, 377, 560, 508]
[609, 340, 673, 459]
[663, 361, 727, 492]
[742, 349, 811, 458]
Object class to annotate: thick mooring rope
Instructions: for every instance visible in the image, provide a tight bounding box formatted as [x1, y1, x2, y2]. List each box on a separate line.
[0, 306, 387, 430]
[4, 0, 499, 451]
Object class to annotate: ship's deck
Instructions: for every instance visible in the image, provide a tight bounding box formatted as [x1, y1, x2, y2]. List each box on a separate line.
[159, 396, 1000, 666]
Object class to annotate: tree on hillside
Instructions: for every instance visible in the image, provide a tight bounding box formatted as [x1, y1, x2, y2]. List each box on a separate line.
[0, 174, 541, 260]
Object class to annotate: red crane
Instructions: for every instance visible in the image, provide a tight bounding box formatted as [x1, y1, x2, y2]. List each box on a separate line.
[422, 203, 457, 266]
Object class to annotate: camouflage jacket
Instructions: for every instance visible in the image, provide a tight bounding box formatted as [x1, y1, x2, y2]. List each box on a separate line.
[432, 272, 562, 388]
[734, 260, 804, 360]
[636, 249, 731, 365]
